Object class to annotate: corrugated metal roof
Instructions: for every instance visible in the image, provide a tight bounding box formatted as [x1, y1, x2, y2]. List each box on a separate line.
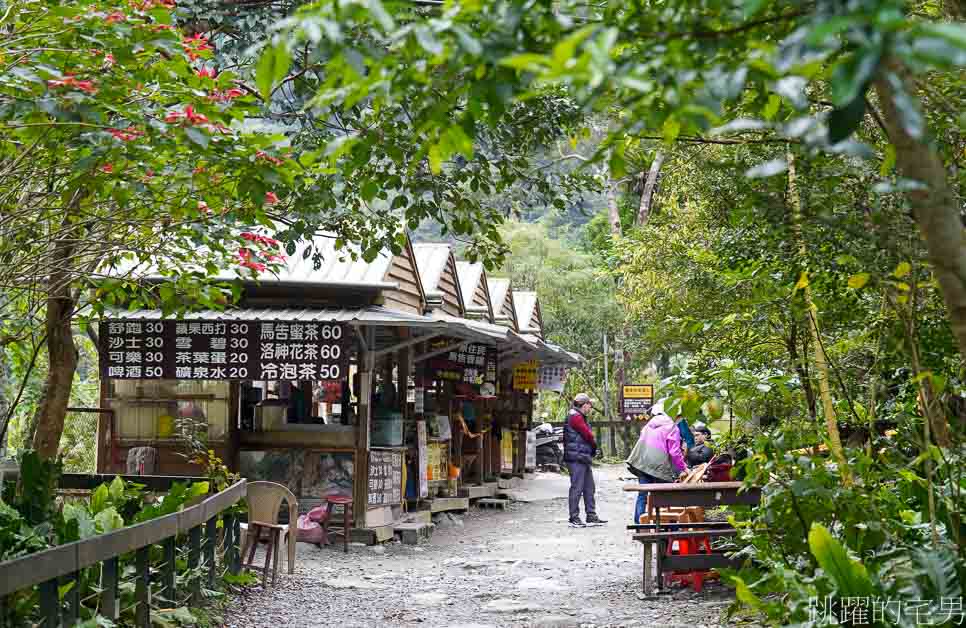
[488, 278, 514, 323]
[105, 233, 397, 288]
[455, 261, 483, 306]
[513, 291, 540, 334]
[413, 243, 454, 298]
[102, 306, 441, 327]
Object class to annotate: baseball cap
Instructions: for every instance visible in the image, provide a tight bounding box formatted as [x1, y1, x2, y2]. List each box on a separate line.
[573, 392, 592, 404]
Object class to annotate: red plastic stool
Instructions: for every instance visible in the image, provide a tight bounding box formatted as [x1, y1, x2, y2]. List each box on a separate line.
[320, 496, 353, 553]
[664, 534, 714, 592]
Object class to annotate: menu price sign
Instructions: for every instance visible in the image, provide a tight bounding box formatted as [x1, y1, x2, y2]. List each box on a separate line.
[427, 343, 497, 389]
[537, 365, 566, 392]
[513, 360, 538, 391]
[99, 319, 348, 381]
[368, 449, 403, 506]
[622, 384, 654, 417]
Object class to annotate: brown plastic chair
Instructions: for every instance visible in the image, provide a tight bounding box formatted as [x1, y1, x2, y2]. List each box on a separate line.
[240, 481, 298, 586]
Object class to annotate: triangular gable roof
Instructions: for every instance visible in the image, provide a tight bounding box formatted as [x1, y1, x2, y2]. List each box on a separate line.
[512, 291, 544, 338]
[455, 261, 494, 322]
[487, 278, 519, 331]
[413, 243, 465, 317]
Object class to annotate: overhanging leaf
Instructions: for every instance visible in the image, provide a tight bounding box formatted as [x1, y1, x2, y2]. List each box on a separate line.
[847, 273, 870, 289]
[808, 523, 874, 597]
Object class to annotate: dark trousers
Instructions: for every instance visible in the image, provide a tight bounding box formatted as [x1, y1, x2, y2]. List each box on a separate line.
[633, 472, 666, 523]
[567, 462, 596, 520]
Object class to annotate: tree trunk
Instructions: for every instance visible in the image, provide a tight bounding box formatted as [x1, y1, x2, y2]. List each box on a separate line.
[607, 178, 622, 237]
[636, 151, 665, 225]
[786, 320, 817, 420]
[874, 61, 966, 362]
[30, 238, 79, 460]
[788, 151, 851, 482]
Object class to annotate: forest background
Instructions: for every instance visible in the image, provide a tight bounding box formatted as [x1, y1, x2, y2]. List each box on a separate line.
[1, 0, 965, 625]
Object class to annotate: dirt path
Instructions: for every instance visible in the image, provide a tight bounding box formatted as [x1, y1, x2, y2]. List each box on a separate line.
[226, 464, 737, 628]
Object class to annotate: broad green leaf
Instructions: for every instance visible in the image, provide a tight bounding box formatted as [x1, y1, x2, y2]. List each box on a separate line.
[109, 476, 125, 500]
[552, 24, 597, 66]
[808, 523, 874, 597]
[894, 261, 911, 278]
[880, 144, 896, 176]
[794, 272, 809, 292]
[428, 144, 443, 174]
[94, 507, 124, 534]
[256, 43, 292, 101]
[366, 0, 396, 31]
[500, 53, 549, 72]
[918, 22, 966, 50]
[848, 273, 870, 289]
[828, 96, 867, 144]
[90, 484, 109, 515]
[662, 118, 681, 144]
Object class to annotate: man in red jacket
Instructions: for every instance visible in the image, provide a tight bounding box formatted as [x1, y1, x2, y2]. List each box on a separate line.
[563, 393, 608, 527]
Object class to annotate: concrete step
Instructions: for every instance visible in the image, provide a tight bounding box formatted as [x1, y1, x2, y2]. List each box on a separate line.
[429, 496, 469, 513]
[394, 522, 433, 545]
[461, 484, 497, 500]
[477, 498, 509, 510]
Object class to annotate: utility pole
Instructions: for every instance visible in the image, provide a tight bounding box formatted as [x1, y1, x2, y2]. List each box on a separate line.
[603, 333, 616, 456]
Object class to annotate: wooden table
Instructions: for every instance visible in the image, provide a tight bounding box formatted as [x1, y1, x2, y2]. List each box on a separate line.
[622, 481, 761, 594]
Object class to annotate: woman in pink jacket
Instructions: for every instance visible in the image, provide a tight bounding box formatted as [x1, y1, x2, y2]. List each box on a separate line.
[624, 402, 688, 523]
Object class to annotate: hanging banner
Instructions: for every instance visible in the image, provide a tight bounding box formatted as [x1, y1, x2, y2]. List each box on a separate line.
[537, 365, 567, 392]
[426, 342, 497, 395]
[99, 319, 348, 381]
[513, 360, 538, 391]
[501, 429, 514, 472]
[417, 420, 428, 498]
[622, 384, 654, 417]
[368, 449, 403, 506]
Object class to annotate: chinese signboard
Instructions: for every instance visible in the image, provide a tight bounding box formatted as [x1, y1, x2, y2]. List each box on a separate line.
[368, 449, 403, 506]
[427, 343, 497, 392]
[513, 360, 538, 391]
[99, 319, 349, 381]
[622, 384, 654, 417]
[537, 365, 567, 392]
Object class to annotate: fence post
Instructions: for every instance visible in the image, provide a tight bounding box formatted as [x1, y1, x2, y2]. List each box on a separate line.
[233, 516, 241, 574]
[63, 573, 79, 626]
[188, 526, 201, 603]
[162, 537, 176, 604]
[101, 557, 119, 621]
[135, 546, 150, 628]
[38, 579, 58, 628]
[204, 516, 217, 588]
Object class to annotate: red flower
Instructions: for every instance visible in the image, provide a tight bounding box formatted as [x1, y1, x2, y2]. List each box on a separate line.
[152, 23, 174, 31]
[255, 150, 284, 166]
[182, 33, 213, 61]
[193, 165, 205, 175]
[264, 191, 279, 205]
[108, 127, 142, 141]
[47, 75, 97, 95]
[197, 200, 210, 213]
[164, 105, 209, 125]
[105, 11, 127, 23]
[100, 163, 114, 173]
[196, 66, 216, 79]
[104, 53, 115, 66]
[241, 260, 267, 272]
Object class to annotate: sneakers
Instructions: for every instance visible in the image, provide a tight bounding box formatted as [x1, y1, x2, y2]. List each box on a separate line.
[585, 515, 608, 526]
[568, 517, 587, 528]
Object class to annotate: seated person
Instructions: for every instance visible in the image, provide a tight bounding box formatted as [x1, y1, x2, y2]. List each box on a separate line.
[686, 424, 715, 467]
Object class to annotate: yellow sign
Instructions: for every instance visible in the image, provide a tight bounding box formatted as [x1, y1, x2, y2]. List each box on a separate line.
[513, 360, 538, 390]
[501, 429, 514, 472]
[623, 385, 654, 398]
[622, 384, 654, 416]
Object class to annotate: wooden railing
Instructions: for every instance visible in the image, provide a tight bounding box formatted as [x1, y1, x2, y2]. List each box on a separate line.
[0, 478, 246, 628]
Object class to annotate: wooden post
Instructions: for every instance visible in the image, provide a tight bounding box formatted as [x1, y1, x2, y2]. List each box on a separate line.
[188, 526, 202, 602]
[101, 556, 119, 621]
[63, 573, 79, 626]
[135, 546, 150, 627]
[205, 516, 217, 588]
[161, 537, 176, 604]
[39, 578, 58, 628]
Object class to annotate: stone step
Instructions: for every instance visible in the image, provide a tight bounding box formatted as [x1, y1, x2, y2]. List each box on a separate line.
[429, 496, 470, 513]
[461, 484, 497, 500]
[477, 498, 510, 510]
[394, 522, 433, 545]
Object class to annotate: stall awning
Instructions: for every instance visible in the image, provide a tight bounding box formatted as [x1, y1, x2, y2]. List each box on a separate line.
[102, 306, 446, 328]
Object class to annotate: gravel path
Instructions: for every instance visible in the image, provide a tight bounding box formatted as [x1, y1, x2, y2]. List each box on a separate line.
[226, 465, 740, 628]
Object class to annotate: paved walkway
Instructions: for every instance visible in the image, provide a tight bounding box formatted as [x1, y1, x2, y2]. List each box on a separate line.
[226, 465, 736, 628]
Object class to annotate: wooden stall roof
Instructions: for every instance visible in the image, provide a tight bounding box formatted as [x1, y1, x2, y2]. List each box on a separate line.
[512, 291, 544, 338]
[455, 261, 495, 322]
[413, 243, 465, 317]
[104, 230, 427, 313]
[487, 278, 519, 331]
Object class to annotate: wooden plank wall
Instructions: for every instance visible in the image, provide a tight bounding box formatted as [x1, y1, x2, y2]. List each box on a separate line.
[383, 248, 425, 314]
[437, 255, 464, 317]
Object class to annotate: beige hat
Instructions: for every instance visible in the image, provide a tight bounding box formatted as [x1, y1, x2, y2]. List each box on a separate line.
[573, 392, 592, 404]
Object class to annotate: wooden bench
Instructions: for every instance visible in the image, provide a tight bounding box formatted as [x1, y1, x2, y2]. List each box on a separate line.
[632, 529, 739, 594]
[624, 481, 760, 594]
